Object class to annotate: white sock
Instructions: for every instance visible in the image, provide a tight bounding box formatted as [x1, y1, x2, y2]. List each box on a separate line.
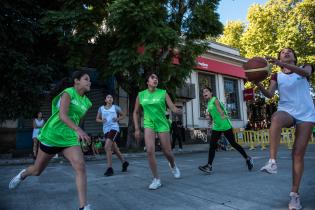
[269, 159, 276, 164]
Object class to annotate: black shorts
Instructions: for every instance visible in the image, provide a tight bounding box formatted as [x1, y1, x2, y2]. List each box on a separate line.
[105, 130, 119, 142]
[39, 142, 68, 155]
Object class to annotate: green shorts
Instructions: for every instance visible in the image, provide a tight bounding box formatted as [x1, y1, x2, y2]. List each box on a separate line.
[144, 119, 170, 133]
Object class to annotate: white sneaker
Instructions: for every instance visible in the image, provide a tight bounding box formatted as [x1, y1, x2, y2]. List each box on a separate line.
[148, 178, 162, 190]
[9, 169, 26, 190]
[169, 163, 181, 179]
[289, 192, 302, 210]
[260, 160, 277, 174]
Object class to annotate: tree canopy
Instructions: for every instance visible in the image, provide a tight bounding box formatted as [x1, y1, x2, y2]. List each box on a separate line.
[217, 0, 315, 100]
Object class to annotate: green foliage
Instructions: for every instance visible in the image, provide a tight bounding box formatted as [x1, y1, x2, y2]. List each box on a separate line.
[0, 1, 54, 120]
[215, 21, 246, 54]
[217, 0, 315, 101]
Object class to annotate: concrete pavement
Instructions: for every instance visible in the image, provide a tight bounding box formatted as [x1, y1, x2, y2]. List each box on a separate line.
[1, 145, 315, 210]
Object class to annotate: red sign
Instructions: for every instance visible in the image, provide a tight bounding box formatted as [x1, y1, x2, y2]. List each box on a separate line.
[195, 56, 246, 79]
[243, 88, 254, 101]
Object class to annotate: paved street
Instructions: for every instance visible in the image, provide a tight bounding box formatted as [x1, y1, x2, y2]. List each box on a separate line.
[1, 145, 315, 210]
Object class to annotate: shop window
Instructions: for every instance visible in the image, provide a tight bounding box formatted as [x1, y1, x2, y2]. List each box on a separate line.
[223, 78, 240, 119]
[198, 73, 216, 118]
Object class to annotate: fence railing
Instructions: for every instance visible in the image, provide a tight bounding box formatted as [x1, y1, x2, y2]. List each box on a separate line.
[233, 128, 315, 150]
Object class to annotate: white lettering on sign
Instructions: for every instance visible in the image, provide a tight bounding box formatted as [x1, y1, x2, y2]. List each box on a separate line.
[198, 62, 208, 69]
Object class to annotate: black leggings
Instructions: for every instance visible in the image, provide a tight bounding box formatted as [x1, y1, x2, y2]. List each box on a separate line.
[207, 128, 248, 165]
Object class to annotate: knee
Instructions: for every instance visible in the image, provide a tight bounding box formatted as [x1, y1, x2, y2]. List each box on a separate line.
[292, 149, 305, 161]
[105, 145, 112, 153]
[271, 115, 285, 127]
[146, 148, 155, 157]
[162, 148, 172, 156]
[72, 160, 86, 174]
[209, 141, 217, 148]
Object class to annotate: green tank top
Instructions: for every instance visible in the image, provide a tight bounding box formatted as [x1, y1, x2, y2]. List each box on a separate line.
[139, 88, 168, 126]
[38, 87, 92, 147]
[207, 96, 232, 131]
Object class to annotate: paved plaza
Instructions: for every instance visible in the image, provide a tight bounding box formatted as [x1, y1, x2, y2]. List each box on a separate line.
[1, 145, 315, 210]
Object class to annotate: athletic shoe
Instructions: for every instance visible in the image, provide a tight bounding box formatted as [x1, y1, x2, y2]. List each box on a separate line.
[9, 169, 26, 190]
[169, 163, 181, 178]
[79, 204, 92, 210]
[104, 167, 114, 176]
[198, 164, 212, 174]
[122, 161, 129, 172]
[288, 192, 302, 210]
[246, 157, 254, 171]
[260, 160, 277, 174]
[148, 178, 162, 190]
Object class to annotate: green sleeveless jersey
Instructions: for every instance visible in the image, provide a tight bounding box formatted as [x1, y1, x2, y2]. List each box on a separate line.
[207, 96, 232, 131]
[139, 88, 169, 132]
[38, 87, 92, 147]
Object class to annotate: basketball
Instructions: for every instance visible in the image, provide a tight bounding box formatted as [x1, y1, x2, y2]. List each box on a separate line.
[243, 57, 271, 82]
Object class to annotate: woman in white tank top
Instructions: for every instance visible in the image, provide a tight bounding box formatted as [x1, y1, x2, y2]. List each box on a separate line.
[32, 112, 45, 158]
[255, 48, 314, 210]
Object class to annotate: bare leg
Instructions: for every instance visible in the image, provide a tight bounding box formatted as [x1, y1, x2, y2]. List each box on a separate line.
[63, 146, 87, 209]
[112, 143, 125, 163]
[291, 122, 313, 193]
[269, 111, 293, 160]
[159, 132, 176, 168]
[21, 147, 54, 179]
[32, 138, 39, 157]
[105, 139, 113, 168]
[144, 128, 159, 178]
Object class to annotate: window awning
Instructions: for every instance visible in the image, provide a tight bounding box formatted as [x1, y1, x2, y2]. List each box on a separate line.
[195, 56, 246, 79]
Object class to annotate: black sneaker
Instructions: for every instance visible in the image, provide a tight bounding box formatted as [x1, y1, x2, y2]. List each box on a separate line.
[104, 167, 114, 176]
[122, 161, 129, 172]
[198, 164, 212, 174]
[246, 157, 254, 171]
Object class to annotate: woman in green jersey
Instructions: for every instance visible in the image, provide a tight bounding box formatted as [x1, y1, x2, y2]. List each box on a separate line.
[198, 87, 254, 174]
[133, 72, 181, 190]
[9, 71, 93, 210]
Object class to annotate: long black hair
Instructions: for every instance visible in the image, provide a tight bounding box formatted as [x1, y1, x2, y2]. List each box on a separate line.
[50, 70, 90, 99]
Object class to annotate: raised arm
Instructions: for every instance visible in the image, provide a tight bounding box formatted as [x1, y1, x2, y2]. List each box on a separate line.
[266, 56, 312, 77]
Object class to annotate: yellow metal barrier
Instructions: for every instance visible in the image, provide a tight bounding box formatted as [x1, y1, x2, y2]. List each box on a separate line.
[232, 127, 314, 150]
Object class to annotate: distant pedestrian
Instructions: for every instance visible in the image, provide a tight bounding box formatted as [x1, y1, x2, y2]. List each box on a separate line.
[198, 87, 254, 174]
[32, 111, 45, 159]
[171, 116, 183, 151]
[133, 72, 181, 190]
[9, 71, 93, 210]
[96, 94, 129, 176]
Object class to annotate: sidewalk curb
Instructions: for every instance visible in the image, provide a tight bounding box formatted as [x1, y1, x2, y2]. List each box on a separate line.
[0, 148, 209, 166]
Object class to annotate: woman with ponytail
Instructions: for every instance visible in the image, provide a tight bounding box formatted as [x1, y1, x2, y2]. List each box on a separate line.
[9, 71, 93, 210]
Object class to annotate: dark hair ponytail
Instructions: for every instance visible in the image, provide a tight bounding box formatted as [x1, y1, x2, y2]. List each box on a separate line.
[50, 70, 90, 99]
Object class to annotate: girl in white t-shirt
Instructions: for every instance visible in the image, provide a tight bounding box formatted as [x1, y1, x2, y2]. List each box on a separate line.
[255, 48, 315, 210]
[32, 112, 45, 158]
[96, 94, 129, 176]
